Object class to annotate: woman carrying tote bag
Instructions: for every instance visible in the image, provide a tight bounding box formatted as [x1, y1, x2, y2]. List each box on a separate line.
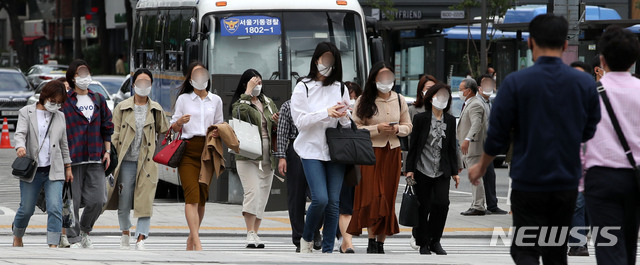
[229, 69, 279, 249]
[12, 80, 73, 248]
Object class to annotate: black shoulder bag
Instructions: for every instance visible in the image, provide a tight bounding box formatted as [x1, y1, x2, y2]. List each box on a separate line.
[596, 82, 640, 190]
[12, 113, 54, 183]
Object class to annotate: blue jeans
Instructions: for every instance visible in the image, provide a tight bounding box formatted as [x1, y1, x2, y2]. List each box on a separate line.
[118, 161, 151, 239]
[13, 170, 64, 245]
[300, 159, 345, 253]
[569, 191, 588, 246]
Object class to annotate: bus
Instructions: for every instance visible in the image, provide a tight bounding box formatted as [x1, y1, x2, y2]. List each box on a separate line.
[132, 0, 372, 194]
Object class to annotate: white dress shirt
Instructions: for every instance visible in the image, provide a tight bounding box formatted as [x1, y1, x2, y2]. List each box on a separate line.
[291, 79, 351, 161]
[36, 109, 52, 167]
[171, 92, 224, 139]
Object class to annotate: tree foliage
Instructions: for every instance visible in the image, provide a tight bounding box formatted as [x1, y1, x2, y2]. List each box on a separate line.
[368, 0, 398, 21]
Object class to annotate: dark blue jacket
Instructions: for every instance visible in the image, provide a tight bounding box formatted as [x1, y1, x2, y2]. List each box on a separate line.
[484, 56, 601, 192]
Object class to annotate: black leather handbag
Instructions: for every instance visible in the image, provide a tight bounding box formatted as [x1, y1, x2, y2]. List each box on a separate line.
[12, 113, 54, 183]
[325, 119, 376, 165]
[399, 184, 421, 227]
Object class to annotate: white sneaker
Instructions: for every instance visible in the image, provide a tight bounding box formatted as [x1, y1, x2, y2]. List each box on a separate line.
[136, 240, 145, 250]
[252, 232, 265, 248]
[80, 232, 94, 249]
[59, 235, 70, 248]
[410, 236, 419, 250]
[120, 234, 131, 250]
[70, 242, 83, 249]
[299, 239, 313, 253]
[246, 231, 257, 248]
[334, 238, 342, 252]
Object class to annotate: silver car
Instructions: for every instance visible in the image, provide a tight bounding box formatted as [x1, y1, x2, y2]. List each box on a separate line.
[25, 64, 68, 87]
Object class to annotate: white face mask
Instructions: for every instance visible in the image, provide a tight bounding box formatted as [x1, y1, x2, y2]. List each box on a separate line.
[482, 90, 493, 96]
[376, 81, 394, 93]
[134, 85, 152, 97]
[422, 91, 427, 96]
[44, 100, 61, 113]
[75, 76, 92, 90]
[251, 84, 262, 97]
[317, 64, 333, 77]
[458, 91, 467, 101]
[349, 99, 356, 106]
[190, 80, 208, 91]
[432, 98, 448, 110]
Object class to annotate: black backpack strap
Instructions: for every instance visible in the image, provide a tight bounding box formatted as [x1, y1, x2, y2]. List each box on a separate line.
[595, 82, 638, 171]
[303, 82, 309, 98]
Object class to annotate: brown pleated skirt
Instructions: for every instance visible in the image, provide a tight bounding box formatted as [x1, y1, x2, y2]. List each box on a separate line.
[178, 136, 209, 205]
[347, 144, 402, 236]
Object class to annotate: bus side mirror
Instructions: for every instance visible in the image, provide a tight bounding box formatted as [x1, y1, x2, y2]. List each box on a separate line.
[183, 40, 199, 76]
[369, 37, 384, 64]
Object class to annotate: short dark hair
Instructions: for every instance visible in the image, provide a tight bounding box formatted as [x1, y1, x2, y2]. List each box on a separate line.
[423, 83, 452, 113]
[599, 26, 640, 71]
[570, 61, 593, 75]
[529, 14, 568, 49]
[345, 81, 362, 98]
[132, 68, 153, 84]
[39, 80, 68, 105]
[66, 59, 91, 89]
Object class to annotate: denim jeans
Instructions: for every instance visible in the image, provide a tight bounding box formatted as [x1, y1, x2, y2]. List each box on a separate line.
[118, 161, 151, 239]
[568, 192, 588, 246]
[13, 170, 64, 245]
[300, 159, 345, 253]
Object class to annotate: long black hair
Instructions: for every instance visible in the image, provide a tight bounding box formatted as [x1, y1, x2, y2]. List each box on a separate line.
[132, 68, 153, 86]
[356, 61, 394, 120]
[303, 42, 343, 87]
[229, 69, 262, 115]
[423, 82, 452, 114]
[173, 61, 209, 110]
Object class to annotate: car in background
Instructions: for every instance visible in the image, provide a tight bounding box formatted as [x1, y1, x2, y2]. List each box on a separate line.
[111, 74, 132, 106]
[28, 80, 114, 111]
[93, 75, 126, 95]
[25, 64, 68, 87]
[0, 68, 34, 126]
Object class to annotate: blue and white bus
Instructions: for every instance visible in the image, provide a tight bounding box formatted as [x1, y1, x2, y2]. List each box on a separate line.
[132, 0, 372, 188]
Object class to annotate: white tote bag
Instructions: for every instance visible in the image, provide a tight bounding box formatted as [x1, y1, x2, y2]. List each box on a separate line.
[229, 106, 262, 159]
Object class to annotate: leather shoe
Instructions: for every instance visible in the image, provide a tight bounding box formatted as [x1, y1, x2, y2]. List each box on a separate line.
[486, 208, 509, 215]
[313, 231, 322, 250]
[568, 246, 589, 256]
[419, 245, 431, 255]
[461, 208, 486, 216]
[429, 242, 447, 255]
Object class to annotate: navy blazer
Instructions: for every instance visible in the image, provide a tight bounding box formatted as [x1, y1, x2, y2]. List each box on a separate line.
[406, 110, 458, 179]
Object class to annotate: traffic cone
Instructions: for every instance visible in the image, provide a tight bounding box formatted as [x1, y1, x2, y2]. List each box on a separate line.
[0, 118, 13, 149]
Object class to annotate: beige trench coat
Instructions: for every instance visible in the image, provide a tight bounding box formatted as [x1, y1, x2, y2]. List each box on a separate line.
[104, 97, 169, 218]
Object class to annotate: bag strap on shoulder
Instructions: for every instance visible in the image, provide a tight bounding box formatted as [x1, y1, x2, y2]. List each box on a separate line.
[595, 82, 638, 171]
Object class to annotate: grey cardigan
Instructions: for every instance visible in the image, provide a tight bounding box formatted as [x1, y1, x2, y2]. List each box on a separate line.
[14, 104, 72, 181]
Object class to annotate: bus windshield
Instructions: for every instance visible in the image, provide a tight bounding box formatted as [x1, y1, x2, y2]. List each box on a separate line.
[207, 11, 366, 85]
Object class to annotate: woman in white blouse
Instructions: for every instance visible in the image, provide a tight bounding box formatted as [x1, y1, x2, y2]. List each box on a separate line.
[170, 62, 224, 251]
[291, 42, 351, 253]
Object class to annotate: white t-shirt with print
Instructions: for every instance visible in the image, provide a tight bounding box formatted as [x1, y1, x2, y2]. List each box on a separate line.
[76, 94, 95, 121]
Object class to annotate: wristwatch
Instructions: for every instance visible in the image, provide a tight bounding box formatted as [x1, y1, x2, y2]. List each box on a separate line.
[105, 149, 112, 154]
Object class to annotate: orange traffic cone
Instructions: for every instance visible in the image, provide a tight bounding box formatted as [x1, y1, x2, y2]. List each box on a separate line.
[0, 118, 13, 149]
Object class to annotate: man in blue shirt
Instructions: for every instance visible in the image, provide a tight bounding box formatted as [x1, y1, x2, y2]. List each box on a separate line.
[468, 14, 601, 264]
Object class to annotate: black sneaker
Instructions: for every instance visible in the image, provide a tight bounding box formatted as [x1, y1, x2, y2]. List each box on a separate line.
[313, 231, 322, 250]
[487, 208, 509, 215]
[568, 246, 589, 256]
[295, 246, 300, 253]
[366, 239, 378, 254]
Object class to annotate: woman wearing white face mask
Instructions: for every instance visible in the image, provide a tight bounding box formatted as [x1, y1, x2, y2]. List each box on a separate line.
[348, 62, 412, 254]
[13, 80, 73, 248]
[170, 62, 224, 251]
[229, 69, 279, 249]
[105, 68, 169, 250]
[405, 83, 460, 255]
[409, 74, 440, 121]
